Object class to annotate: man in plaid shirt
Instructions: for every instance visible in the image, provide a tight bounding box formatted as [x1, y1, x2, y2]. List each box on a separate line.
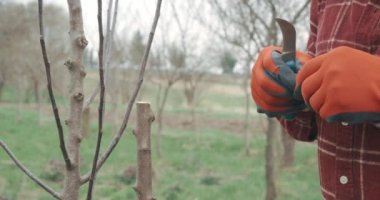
[251, 0, 380, 200]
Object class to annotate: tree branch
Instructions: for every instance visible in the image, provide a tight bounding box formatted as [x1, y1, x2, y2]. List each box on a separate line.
[38, 0, 72, 169]
[0, 140, 61, 199]
[86, 0, 105, 198]
[240, 0, 270, 32]
[80, 0, 163, 185]
[291, 0, 311, 24]
[83, 0, 119, 111]
[104, 0, 119, 84]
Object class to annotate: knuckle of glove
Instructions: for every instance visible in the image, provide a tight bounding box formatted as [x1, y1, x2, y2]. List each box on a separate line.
[251, 77, 290, 107]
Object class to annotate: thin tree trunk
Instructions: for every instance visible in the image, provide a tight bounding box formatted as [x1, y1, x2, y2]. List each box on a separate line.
[190, 103, 199, 145]
[33, 79, 40, 104]
[265, 118, 277, 200]
[31, 78, 42, 125]
[111, 100, 120, 134]
[17, 83, 23, 122]
[133, 102, 155, 200]
[62, 0, 88, 199]
[156, 112, 163, 158]
[243, 61, 251, 155]
[0, 74, 4, 102]
[38, 94, 43, 125]
[190, 104, 196, 131]
[281, 127, 295, 168]
[155, 84, 171, 158]
[0, 83, 4, 102]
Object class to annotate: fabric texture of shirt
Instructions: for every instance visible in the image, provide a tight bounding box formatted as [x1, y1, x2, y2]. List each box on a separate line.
[280, 0, 380, 200]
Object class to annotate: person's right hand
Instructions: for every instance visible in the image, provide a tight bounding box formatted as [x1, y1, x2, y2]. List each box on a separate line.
[295, 46, 380, 124]
[250, 46, 311, 119]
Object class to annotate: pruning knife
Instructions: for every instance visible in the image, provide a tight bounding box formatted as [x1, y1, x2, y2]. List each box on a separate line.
[275, 18, 297, 71]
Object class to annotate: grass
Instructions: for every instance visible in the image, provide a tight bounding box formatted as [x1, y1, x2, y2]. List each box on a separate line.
[0, 74, 321, 199]
[0, 103, 322, 200]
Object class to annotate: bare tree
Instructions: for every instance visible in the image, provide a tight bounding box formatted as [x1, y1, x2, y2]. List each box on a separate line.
[182, 66, 207, 131]
[205, 0, 261, 156]
[0, 3, 68, 103]
[150, 41, 183, 158]
[170, 0, 209, 131]
[0, 0, 163, 199]
[280, 127, 295, 168]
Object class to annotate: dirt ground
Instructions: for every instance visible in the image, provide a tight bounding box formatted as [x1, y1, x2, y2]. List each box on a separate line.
[1, 102, 266, 136]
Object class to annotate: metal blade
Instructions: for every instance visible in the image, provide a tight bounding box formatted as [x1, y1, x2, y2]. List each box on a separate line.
[275, 18, 296, 62]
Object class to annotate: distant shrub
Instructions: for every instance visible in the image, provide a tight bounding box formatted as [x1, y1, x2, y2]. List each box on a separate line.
[163, 184, 182, 200]
[117, 165, 137, 185]
[199, 169, 221, 186]
[200, 175, 220, 186]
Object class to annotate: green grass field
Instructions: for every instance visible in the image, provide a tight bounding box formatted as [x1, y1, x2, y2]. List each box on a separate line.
[0, 106, 322, 200]
[0, 76, 322, 200]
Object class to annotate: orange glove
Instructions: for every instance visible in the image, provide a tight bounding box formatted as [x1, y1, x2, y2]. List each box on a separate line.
[250, 46, 311, 118]
[296, 46, 380, 123]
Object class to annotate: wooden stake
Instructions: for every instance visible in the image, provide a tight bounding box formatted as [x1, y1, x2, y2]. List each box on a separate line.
[133, 102, 155, 200]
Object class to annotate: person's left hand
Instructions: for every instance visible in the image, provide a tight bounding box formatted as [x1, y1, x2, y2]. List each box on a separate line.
[296, 46, 380, 124]
[250, 46, 311, 119]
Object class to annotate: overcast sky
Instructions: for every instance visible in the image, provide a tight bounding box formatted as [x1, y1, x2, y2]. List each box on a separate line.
[12, 0, 213, 62]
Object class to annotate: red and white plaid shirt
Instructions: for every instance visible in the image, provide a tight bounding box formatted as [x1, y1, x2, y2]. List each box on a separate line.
[281, 1, 380, 200]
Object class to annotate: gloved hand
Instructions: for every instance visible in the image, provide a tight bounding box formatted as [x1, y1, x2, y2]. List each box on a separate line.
[296, 46, 380, 124]
[250, 46, 311, 119]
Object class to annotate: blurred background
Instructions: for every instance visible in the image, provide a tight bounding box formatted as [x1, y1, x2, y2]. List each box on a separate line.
[0, 0, 321, 199]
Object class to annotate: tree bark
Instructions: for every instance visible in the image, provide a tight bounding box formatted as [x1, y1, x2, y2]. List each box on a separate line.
[280, 127, 295, 168]
[62, 0, 87, 199]
[134, 102, 155, 200]
[265, 118, 277, 200]
[82, 107, 91, 138]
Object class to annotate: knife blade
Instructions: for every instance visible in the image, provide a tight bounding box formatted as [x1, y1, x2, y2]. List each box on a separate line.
[275, 18, 296, 65]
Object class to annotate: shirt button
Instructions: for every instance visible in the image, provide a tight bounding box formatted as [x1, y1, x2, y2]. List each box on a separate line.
[341, 122, 349, 126]
[340, 176, 348, 184]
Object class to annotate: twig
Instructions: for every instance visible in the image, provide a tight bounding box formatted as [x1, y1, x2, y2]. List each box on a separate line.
[104, 0, 119, 84]
[38, 0, 71, 169]
[81, 0, 163, 184]
[291, 0, 311, 24]
[0, 140, 61, 199]
[86, 0, 105, 198]
[83, 0, 119, 110]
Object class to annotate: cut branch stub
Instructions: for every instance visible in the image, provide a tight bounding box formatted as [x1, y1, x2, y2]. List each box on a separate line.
[134, 102, 155, 200]
[74, 92, 84, 101]
[76, 35, 88, 49]
[64, 59, 75, 71]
